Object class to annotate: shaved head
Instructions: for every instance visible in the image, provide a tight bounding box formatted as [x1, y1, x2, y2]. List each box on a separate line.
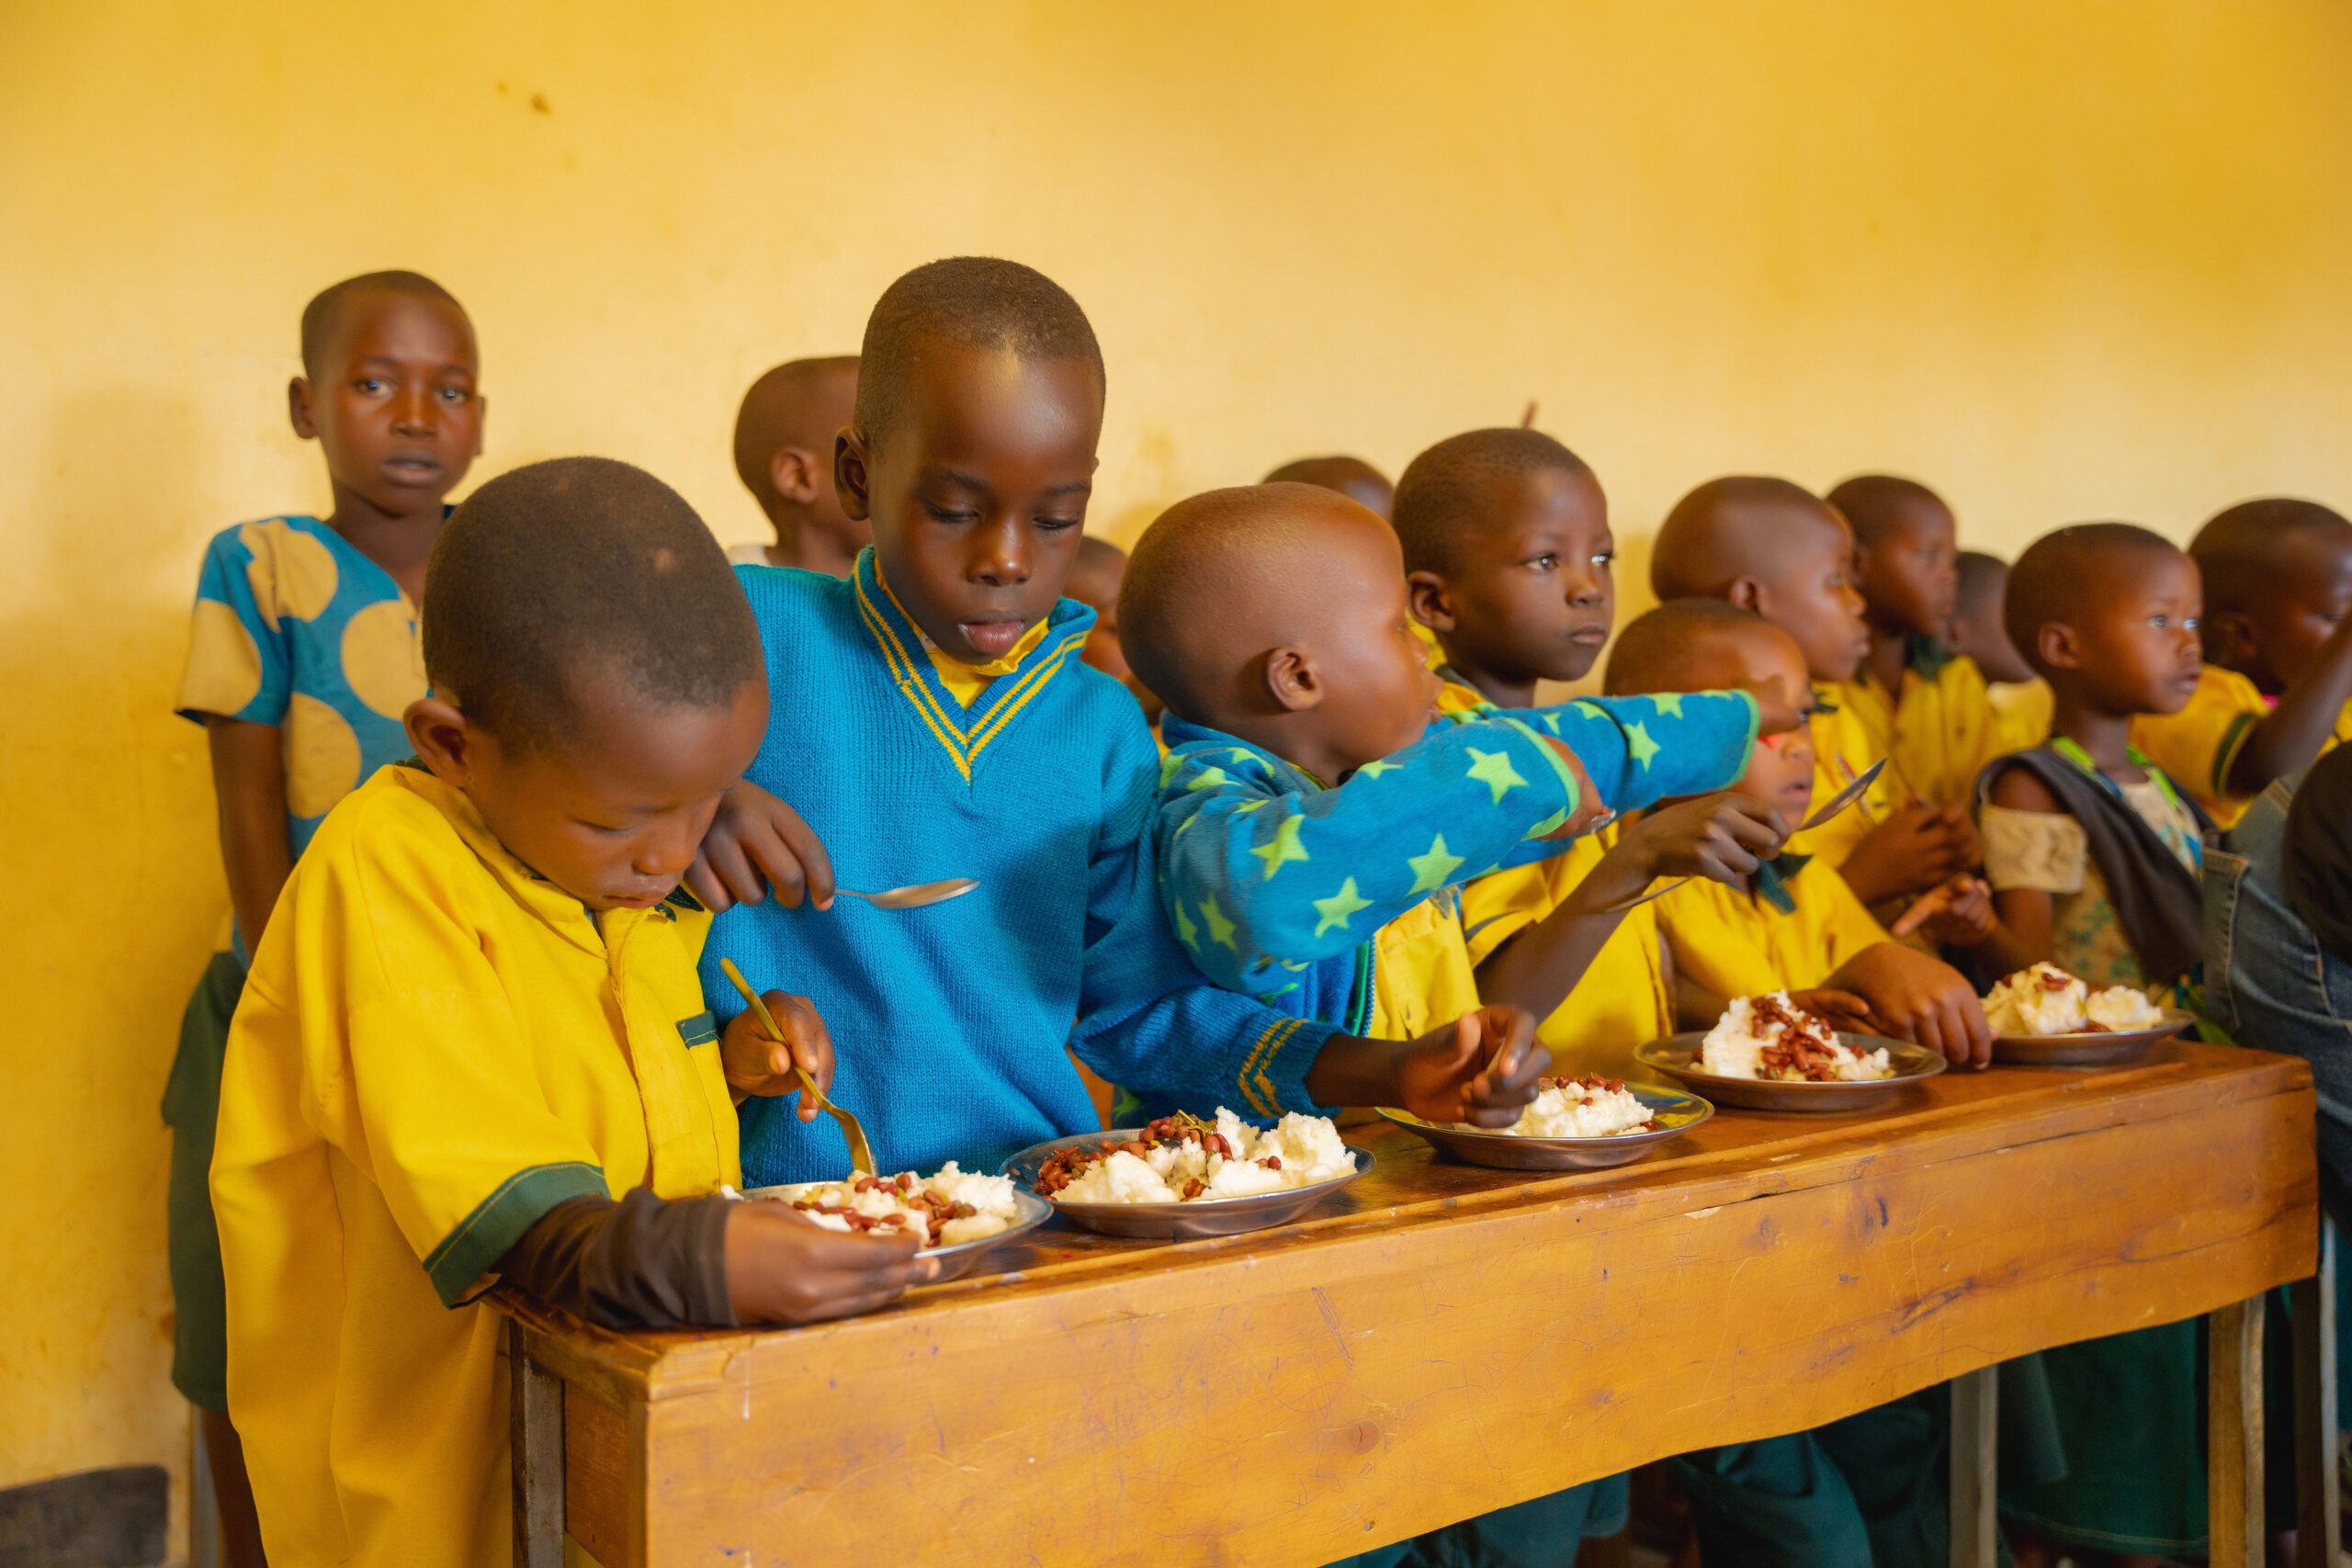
[1121, 482, 1396, 724]
[1261, 455, 1394, 520]
[1391, 428, 1594, 577]
[2189, 497, 2352, 617]
[1604, 598, 1781, 696]
[2004, 524, 2181, 675]
[299, 269, 467, 378]
[1652, 476, 1846, 599]
[1824, 474, 1951, 548]
[732, 355, 858, 501]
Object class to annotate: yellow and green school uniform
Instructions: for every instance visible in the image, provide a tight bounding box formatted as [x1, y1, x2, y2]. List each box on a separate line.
[1829, 643, 2004, 812]
[1988, 677, 2053, 757]
[2132, 662, 2352, 829]
[1791, 693, 1902, 872]
[1656, 852, 1889, 1000]
[210, 766, 740, 1568]
[1461, 827, 1673, 1082]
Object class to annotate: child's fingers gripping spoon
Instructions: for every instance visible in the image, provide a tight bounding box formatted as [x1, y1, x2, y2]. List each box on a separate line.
[719, 959, 878, 1175]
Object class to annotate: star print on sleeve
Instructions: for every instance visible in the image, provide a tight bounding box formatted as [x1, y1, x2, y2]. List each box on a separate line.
[1249, 811, 1310, 879]
[1405, 834, 1465, 894]
[1626, 720, 1661, 770]
[1312, 878, 1373, 936]
[1465, 748, 1528, 803]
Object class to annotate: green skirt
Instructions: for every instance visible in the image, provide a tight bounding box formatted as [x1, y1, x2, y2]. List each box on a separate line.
[164, 951, 244, 1410]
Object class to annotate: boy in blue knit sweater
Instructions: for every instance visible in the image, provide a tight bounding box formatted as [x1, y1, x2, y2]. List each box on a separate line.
[691, 259, 1545, 1187]
[1118, 480, 1789, 1568]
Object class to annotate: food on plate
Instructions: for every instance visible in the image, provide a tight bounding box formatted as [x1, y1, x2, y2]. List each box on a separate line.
[767, 1163, 1021, 1247]
[1701, 992, 1894, 1082]
[1459, 1075, 1660, 1138]
[1035, 1110, 1355, 1203]
[1983, 963, 2166, 1037]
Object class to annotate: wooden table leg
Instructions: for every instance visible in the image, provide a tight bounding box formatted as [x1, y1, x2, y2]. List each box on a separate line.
[1948, 1365, 1998, 1568]
[2294, 1216, 2341, 1564]
[2208, 1295, 2265, 1568]
[510, 1317, 565, 1568]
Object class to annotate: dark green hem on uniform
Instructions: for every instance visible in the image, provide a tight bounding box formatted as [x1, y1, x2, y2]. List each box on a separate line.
[165, 951, 247, 1410]
[424, 1162, 609, 1307]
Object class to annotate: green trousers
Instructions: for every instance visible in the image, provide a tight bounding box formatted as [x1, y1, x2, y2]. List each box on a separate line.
[164, 951, 243, 1410]
[1326, 1472, 1626, 1568]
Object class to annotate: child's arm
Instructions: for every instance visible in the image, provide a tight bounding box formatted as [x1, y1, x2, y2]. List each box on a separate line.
[1520, 692, 1768, 817]
[1836, 803, 1980, 907]
[207, 717, 295, 949]
[1156, 716, 1600, 992]
[1819, 943, 1994, 1066]
[1478, 792, 1788, 1020]
[1974, 767, 2071, 972]
[683, 781, 838, 911]
[2225, 615, 2352, 795]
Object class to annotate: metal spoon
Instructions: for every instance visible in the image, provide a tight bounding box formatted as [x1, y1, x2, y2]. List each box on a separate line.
[833, 878, 979, 910]
[718, 958, 879, 1176]
[1597, 758, 1890, 914]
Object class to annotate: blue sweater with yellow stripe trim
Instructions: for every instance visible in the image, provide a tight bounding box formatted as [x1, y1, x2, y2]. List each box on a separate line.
[1154, 691, 1760, 1026]
[706, 551, 1340, 1186]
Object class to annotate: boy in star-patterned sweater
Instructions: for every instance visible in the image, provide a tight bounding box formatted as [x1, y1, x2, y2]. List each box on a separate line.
[1119, 480, 1784, 1568]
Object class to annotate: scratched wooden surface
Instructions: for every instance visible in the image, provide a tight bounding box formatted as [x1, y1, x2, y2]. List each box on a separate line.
[501, 1040, 2316, 1568]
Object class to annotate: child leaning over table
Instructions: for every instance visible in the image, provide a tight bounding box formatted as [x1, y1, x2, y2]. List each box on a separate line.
[1119, 479, 1787, 1568]
[209, 460, 932, 1568]
[165, 268, 483, 1565]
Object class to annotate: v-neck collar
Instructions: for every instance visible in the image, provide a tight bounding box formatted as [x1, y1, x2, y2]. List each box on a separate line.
[848, 547, 1093, 782]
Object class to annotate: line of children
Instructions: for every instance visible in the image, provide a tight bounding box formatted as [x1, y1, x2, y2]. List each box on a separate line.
[1264, 452, 1396, 519]
[1952, 547, 2054, 755]
[191, 254, 2345, 1568]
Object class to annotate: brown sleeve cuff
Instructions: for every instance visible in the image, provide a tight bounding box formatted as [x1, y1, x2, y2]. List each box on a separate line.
[498, 1188, 739, 1330]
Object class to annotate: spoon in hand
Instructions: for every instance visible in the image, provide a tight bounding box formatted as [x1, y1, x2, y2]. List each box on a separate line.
[832, 878, 979, 911]
[1597, 758, 1890, 914]
[718, 958, 879, 1176]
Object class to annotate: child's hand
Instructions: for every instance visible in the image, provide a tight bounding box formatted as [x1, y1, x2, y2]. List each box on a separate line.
[685, 781, 836, 912]
[1826, 943, 1994, 1068]
[1890, 875, 1996, 947]
[721, 990, 835, 1118]
[722, 1201, 936, 1325]
[1611, 791, 1788, 890]
[1782, 987, 1873, 1033]
[1838, 803, 1978, 905]
[1392, 1005, 1551, 1126]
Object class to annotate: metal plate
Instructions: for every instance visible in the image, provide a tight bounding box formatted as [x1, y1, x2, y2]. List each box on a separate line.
[1376, 1087, 1714, 1170]
[1634, 1032, 1946, 1111]
[1000, 1130, 1371, 1239]
[739, 1182, 1053, 1283]
[1991, 1010, 2192, 1066]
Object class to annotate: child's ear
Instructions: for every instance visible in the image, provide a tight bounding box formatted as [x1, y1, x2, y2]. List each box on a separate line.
[288, 378, 318, 441]
[1725, 577, 1767, 616]
[1264, 647, 1323, 713]
[769, 446, 825, 507]
[1407, 571, 1456, 634]
[2036, 621, 2083, 672]
[834, 429, 873, 522]
[404, 696, 480, 784]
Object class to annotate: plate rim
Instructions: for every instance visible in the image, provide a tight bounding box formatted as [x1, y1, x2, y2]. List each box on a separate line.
[1375, 1085, 1714, 1147]
[738, 1179, 1052, 1258]
[1989, 1008, 2194, 1051]
[999, 1125, 1371, 1216]
[1634, 1031, 1949, 1089]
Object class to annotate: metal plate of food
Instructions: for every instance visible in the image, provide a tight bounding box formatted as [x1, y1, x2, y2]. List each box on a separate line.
[740, 1182, 1053, 1283]
[1376, 1086, 1713, 1171]
[1001, 1129, 1372, 1240]
[1634, 1032, 1946, 1111]
[1991, 1011, 2193, 1067]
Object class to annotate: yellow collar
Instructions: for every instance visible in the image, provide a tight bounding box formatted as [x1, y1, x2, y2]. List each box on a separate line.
[874, 558, 1051, 690]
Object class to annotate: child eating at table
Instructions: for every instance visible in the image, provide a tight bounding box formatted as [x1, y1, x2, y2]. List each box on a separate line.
[691, 259, 1521, 1187]
[2132, 496, 2352, 828]
[209, 458, 933, 1568]
[1264, 452, 1396, 519]
[1651, 476, 1980, 914]
[165, 268, 483, 1562]
[1826, 474, 2006, 811]
[1388, 426, 1686, 1079]
[1122, 476, 1781, 1566]
[1953, 548, 2052, 754]
[729, 354, 864, 572]
[1975, 524, 2223, 1562]
[1600, 598, 2004, 1568]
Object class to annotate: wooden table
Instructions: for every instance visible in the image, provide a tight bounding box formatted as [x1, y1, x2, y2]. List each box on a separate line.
[502, 1040, 2319, 1568]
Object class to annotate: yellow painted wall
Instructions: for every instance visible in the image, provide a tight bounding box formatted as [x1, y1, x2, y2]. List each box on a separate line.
[6, 0, 2351, 1540]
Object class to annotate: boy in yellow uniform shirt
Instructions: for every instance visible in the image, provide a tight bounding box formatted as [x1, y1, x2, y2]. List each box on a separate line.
[1826, 475, 2009, 810]
[210, 459, 931, 1568]
[1651, 476, 1980, 913]
[1389, 427, 1677, 1077]
[1952, 548, 2052, 754]
[2132, 496, 2352, 827]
